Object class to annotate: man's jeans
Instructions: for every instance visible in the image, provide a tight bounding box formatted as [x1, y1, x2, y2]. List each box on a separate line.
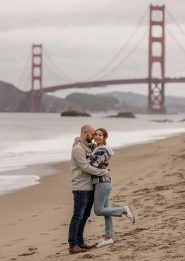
[94, 182, 122, 237]
[68, 190, 94, 247]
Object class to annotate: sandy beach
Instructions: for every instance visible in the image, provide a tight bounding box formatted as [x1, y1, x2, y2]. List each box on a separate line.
[0, 134, 185, 261]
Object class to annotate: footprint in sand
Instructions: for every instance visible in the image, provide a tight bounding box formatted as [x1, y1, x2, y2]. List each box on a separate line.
[54, 206, 62, 210]
[154, 185, 168, 191]
[127, 181, 136, 186]
[12, 238, 25, 242]
[173, 154, 185, 160]
[47, 252, 61, 258]
[133, 188, 151, 195]
[59, 242, 67, 245]
[18, 247, 38, 257]
[120, 187, 128, 191]
[28, 247, 38, 251]
[48, 227, 59, 231]
[40, 232, 49, 236]
[77, 253, 101, 259]
[60, 223, 69, 227]
[18, 252, 36, 257]
[50, 238, 58, 242]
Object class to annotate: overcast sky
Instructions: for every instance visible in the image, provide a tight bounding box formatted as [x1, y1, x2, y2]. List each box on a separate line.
[1, 0, 185, 97]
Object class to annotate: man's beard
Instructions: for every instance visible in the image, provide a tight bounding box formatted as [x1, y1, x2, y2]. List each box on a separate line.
[86, 137, 92, 143]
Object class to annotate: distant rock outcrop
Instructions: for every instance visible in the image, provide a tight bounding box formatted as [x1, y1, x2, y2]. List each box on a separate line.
[151, 119, 173, 123]
[108, 112, 136, 118]
[61, 108, 91, 117]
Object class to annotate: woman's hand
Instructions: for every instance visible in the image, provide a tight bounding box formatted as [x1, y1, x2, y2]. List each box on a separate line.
[74, 136, 81, 144]
[73, 137, 92, 154]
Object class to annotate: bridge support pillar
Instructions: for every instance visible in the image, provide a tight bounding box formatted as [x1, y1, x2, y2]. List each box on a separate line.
[30, 44, 44, 112]
[148, 5, 166, 113]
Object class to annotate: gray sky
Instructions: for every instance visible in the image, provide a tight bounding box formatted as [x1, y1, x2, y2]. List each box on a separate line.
[1, 0, 185, 97]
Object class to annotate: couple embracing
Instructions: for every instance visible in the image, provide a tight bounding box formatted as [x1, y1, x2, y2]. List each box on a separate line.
[68, 124, 135, 254]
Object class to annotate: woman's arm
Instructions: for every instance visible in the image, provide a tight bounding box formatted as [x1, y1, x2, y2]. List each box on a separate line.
[73, 136, 92, 154]
[73, 146, 109, 176]
[88, 147, 109, 169]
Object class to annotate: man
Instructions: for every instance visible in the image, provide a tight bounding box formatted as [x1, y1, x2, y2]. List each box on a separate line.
[68, 124, 109, 254]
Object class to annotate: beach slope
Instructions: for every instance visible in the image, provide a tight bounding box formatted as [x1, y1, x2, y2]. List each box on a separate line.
[0, 135, 185, 261]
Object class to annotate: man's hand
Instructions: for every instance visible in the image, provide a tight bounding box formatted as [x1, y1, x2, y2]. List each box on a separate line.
[105, 168, 111, 178]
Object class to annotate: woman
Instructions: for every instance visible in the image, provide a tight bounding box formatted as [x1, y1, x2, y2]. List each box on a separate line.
[76, 128, 135, 247]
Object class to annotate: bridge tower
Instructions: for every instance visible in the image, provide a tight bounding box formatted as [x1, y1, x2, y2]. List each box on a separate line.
[148, 5, 165, 113]
[30, 44, 43, 112]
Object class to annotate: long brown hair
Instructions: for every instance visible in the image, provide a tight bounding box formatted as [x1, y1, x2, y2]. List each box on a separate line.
[95, 128, 108, 145]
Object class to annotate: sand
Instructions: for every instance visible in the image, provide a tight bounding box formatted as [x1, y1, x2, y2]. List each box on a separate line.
[0, 134, 185, 261]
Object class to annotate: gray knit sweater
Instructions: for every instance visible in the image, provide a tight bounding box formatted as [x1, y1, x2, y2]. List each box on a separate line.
[70, 144, 109, 191]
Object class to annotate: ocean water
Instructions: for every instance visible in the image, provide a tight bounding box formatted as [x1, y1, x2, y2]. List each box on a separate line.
[1, 112, 185, 195]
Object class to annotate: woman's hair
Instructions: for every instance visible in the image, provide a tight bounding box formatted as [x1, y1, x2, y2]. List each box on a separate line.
[95, 128, 108, 144]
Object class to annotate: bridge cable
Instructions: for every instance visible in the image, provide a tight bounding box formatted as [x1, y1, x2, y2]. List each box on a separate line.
[166, 27, 185, 56]
[43, 58, 72, 86]
[101, 27, 148, 79]
[43, 48, 75, 82]
[166, 7, 185, 39]
[16, 50, 31, 91]
[24, 72, 31, 92]
[43, 49, 74, 83]
[86, 7, 148, 80]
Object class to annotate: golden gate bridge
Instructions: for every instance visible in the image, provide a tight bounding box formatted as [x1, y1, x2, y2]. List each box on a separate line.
[18, 5, 185, 113]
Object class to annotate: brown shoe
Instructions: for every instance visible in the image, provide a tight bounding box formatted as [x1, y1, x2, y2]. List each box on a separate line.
[79, 243, 96, 249]
[69, 245, 87, 254]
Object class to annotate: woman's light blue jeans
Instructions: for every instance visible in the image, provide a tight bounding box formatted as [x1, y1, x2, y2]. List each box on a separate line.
[94, 182, 122, 237]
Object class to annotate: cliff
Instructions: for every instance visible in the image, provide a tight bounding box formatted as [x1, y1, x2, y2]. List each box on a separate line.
[0, 81, 72, 112]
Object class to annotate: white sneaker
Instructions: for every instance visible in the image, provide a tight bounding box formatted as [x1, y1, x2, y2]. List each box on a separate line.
[124, 205, 135, 223]
[96, 238, 114, 248]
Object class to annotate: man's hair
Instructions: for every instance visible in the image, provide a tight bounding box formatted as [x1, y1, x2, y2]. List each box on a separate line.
[81, 124, 94, 134]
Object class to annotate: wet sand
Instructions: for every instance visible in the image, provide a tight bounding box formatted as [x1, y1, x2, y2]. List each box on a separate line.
[0, 134, 185, 261]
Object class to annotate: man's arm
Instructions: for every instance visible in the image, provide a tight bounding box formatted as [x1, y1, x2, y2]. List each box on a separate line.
[73, 146, 108, 176]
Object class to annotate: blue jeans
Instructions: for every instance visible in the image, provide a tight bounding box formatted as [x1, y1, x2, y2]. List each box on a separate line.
[68, 190, 94, 247]
[94, 182, 122, 237]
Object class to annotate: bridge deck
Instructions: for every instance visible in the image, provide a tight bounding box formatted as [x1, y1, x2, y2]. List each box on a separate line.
[30, 77, 185, 93]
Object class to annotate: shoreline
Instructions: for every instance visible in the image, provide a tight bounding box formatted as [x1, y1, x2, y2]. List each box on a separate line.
[1, 130, 185, 197]
[0, 134, 185, 260]
[1, 124, 185, 178]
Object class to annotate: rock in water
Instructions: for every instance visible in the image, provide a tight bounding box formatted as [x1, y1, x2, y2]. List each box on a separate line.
[108, 112, 136, 118]
[61, 108, 91, 117]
